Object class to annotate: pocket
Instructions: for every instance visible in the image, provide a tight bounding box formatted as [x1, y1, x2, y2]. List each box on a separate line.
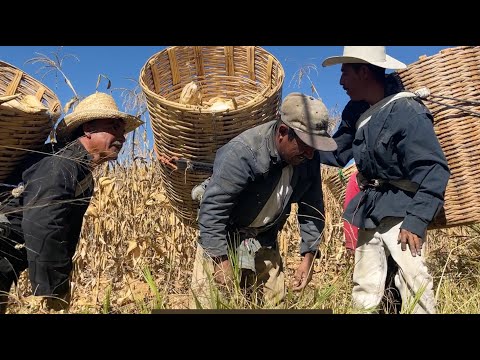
[353, 129, 368, 168]
[377, 129, 393, 147]
[375, 129, 397, 167]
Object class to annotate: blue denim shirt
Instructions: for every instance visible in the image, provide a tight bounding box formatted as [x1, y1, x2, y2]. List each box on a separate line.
[320, 97, 450, 238]
[198, 120, 325, 258]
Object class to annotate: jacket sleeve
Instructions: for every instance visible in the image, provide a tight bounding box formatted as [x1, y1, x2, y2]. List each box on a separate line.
[398, 111, 451, 238]
[318, 101, 367, 167]
[22, 156, 79, 296]
[318, 121, 354, 168]
[198, 142, 256, 257]
[297, 160, 325, 256]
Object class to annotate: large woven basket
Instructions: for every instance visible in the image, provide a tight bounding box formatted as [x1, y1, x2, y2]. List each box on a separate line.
[396, 46, 480, 228]
[140, 46, 284, 226]
[0, 60, 61, 183]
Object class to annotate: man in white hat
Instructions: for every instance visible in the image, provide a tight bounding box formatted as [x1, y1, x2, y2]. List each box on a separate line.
[189, 92, 336, 308]
[0, 92, 143, 313]
[320, 47, 450, 313]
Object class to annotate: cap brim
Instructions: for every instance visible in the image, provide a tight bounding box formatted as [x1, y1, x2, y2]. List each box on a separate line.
[322, 55, 406, 70]
[295, 130, 337, 151]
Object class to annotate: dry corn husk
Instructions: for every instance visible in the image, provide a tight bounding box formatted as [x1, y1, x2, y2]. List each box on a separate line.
[205, 97, 236, 112]
[0, 94, 48, 114]
[0, 94, 20, 104]
[179, 81, 202, 105]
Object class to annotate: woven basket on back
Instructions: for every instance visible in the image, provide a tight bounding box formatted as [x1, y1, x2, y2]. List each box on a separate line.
[396, 46, 480, 228]
[140, 46, 285, 226]
[0, 60, 61, 183]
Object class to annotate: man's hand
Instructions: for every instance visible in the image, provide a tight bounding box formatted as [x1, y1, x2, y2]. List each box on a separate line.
[213, 257, 234, 286]
[292, 252, 315, 291]
[157, 153, 179, 171]
[398, 228, 423, 257]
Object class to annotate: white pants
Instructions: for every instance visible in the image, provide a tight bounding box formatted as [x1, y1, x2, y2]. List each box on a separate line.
[352, 217, 436, 314]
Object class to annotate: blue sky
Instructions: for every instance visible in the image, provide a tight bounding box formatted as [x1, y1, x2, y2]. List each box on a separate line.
[1, 46, 454, 144]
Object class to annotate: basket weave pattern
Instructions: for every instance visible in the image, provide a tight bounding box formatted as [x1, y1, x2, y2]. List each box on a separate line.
[140, 46, 284, 225]
[397, 46, 480, 228]
[0, 61, 61, 183]
[323, 164, 357, 208]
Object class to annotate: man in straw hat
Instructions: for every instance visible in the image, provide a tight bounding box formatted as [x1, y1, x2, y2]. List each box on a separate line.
[0, 92, 143, 313]
[189, 92, 336, 308]
[320, 46, 450, 314]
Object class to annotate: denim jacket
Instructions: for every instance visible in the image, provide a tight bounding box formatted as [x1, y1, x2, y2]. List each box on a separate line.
[198, 120, 325, 258]
[320, 97, 450, 238]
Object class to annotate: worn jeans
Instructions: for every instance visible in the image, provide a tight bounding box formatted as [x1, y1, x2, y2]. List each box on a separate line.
[189, 244, 285, 309]
[352, 217, 436, 314]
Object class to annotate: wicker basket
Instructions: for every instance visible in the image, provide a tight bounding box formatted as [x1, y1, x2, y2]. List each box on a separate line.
[0, 60, 61, 183]
[396, 46, 480, 228]
[323, 163, 357, 207]
[140, 46, 285, 226]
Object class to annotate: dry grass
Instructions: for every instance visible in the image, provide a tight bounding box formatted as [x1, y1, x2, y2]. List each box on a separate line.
[6, 154, 479, 313]
[4, 119, 480, 314]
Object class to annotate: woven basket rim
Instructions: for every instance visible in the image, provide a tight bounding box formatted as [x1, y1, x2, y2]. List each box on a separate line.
[0, 59, 62, 114]
[396, 46, 479, 83]
[139, 46, 285, 113]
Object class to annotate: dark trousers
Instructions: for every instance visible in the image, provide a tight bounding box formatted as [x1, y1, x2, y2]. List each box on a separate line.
[0, 215, 72, 310]
[0, 221, 28, 313]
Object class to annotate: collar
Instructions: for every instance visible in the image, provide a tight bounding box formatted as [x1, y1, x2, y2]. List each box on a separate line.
[56, 139, 94, 169]
[267, 121, 284, 166]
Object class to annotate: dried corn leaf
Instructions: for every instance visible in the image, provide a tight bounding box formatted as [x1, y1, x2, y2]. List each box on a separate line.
[126, 241, 138, 255]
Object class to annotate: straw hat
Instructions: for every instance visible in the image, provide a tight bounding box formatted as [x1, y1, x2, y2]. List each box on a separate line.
[55, 92, 144, 140]
[322, 46, 407, 70]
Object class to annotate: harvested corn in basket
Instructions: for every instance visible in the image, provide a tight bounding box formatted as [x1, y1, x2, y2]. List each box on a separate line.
[0, 60, 61, 183]
[140, 46, 284, 226]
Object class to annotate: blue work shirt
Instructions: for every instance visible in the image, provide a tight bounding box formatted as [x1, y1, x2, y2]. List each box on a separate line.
[198, 120, 325, 258]
[320, 97, 450, 239]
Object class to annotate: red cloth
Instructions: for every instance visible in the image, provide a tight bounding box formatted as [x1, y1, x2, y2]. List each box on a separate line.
[343, 171, 360, 250]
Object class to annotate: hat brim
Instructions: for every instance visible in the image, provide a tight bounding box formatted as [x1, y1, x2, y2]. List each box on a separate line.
[295, 129, 338, 152]
[56, 110, 144, 140]
[322, 55, 407, 70]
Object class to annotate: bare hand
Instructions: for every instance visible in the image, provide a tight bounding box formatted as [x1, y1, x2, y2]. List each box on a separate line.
[292, 252, 315, 291]
[213, 258, 234, 286]
[158, 154, 179, 170]
[397, 228, 423, 257]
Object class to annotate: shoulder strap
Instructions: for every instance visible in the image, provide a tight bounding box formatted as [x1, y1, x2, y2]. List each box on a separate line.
[356, 92, 417, 131]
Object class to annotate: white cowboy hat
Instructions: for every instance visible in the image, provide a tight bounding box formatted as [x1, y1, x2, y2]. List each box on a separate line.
[56, 92, 144, 140]
[322, 46, 407, 70]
